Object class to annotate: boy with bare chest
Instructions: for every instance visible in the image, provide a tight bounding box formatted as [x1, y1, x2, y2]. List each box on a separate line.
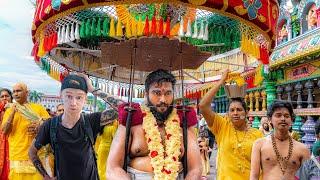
[250, 102, 310, 180]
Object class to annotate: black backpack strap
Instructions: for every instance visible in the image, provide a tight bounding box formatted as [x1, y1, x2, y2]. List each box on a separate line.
[50, 116, 60, 179]
[81, 114, 95, 145]
[80, 114, 99, 180]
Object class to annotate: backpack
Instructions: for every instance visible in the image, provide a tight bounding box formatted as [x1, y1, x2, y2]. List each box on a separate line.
[49, 114, 98, 179]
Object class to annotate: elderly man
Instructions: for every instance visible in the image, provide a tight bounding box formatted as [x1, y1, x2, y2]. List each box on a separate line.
[107, 69, 202, 180]
[250, 101, 310, 180]
[1, 83, 50, 180]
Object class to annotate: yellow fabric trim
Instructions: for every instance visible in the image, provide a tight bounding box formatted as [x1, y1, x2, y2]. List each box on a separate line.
[266, 0, 271, 33]
[222, 0, 229, 11]
[33, 0, 274, 51]
[187, 0, 206, 6]
[62, 0, 73, 5]
[81, 0, 88, 5]
[10, 160, 37, 174]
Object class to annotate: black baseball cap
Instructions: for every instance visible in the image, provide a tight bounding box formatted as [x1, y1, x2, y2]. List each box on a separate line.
[61, 74, 88, 93]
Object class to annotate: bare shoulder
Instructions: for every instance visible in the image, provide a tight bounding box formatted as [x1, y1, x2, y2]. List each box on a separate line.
[293, 140, 308, 150]
[253, 136, 268, 148]
[293, 140, 310, 154]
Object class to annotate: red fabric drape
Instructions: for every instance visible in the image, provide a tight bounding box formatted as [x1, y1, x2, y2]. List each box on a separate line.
[259, 47, 269, 64]
[0, 111, 9, 180]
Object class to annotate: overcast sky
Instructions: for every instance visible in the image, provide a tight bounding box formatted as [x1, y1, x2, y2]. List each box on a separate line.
[0, 0, 60, 95]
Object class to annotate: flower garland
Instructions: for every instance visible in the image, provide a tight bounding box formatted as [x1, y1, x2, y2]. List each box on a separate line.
[142, 106, 182, 180]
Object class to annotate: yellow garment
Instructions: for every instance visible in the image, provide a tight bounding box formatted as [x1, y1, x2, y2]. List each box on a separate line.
[97, 121, 118, 180]
[95, 134, 102, 152]
[208, 114, 263, 180]
[200, 138, 210, 176]
[1, 103, 50, 175]
[9, 171, 42, 180]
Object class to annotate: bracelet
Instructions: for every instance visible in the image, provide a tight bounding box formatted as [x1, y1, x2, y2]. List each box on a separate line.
[92, 88, 101, 94]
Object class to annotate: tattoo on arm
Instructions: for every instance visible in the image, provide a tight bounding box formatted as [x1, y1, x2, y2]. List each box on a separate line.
[93, 90, 124, 110]
[32, 158, 48, 177]
[100, 109, 118, 126]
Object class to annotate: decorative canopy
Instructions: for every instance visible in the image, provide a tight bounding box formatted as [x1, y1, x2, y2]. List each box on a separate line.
[32, 0, 279, 48]
[31, 0, 279, 87]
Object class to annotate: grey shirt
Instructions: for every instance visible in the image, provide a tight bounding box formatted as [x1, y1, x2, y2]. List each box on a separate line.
[296, 156, 320, 180]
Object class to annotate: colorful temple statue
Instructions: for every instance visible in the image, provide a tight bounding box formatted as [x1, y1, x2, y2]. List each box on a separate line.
[307, 4, 317, 30]
[278, 24, 288, 43]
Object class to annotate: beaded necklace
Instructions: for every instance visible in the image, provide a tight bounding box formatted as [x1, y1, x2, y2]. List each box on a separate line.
[271, 134, 293, 176]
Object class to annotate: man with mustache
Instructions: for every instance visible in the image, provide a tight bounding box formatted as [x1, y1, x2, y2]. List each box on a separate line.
[259, 117, 272, 136]
[107, 69, 202, 180]
[250, 101, 310, 180]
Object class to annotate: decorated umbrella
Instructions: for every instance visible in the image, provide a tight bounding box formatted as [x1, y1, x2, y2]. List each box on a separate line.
[31, 0, 279, 177]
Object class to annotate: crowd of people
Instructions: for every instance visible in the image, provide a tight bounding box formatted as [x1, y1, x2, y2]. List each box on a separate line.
[0, 69, 318, 180]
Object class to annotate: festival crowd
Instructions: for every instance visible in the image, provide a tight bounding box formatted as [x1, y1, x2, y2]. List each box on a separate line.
[0, 69, 319, 180]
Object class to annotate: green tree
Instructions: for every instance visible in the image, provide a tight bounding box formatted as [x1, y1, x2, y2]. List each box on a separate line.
[28, 90, 43, 103]
[87, 95, 106, 112]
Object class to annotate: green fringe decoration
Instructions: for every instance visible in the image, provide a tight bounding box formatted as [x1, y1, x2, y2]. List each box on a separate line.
[186, 15, 240, 54]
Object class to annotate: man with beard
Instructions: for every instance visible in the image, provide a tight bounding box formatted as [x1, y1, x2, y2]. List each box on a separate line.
[259, 117, 272, 136]
[250, 101, 310, 180]
[107, 69, 202, 180]
[55, 104, 64, 116]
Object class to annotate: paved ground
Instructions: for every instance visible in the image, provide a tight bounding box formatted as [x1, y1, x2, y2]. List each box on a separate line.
[206, 148, 217, 180]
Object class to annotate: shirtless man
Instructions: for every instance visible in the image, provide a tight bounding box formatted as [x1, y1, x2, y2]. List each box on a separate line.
[250, 101, 310, 180]
[107, 69, 202, 180]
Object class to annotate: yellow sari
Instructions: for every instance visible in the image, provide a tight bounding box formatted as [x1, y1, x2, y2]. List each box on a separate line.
[97, 121, 118, 180]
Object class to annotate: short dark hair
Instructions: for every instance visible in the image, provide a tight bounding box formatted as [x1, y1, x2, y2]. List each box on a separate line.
[267, 101, 295, 120]
[145, 69, 176, 92]
[0, 88, 13, 100]
[227, 97, 247, 112]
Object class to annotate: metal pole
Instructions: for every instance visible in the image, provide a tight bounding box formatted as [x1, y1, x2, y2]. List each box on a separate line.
[179, 42, 188, 177]
[93, 77, 98, 112]
[123, 39, 137, 171]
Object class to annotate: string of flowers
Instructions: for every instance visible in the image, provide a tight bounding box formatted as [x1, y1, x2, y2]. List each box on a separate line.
[142, 106, 182, 180]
